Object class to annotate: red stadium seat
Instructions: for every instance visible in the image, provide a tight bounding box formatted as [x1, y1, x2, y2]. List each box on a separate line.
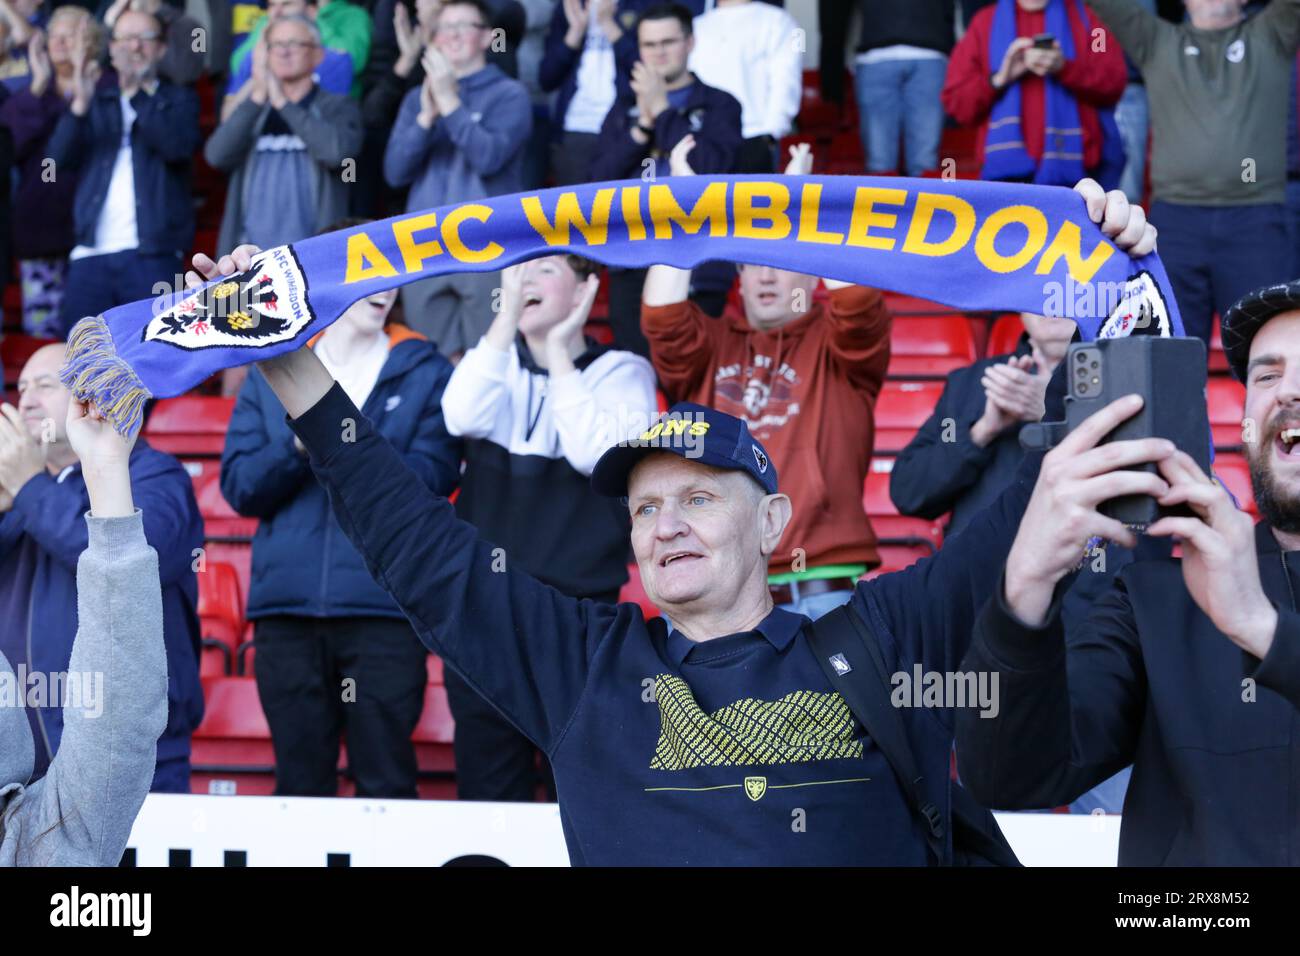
[865, 542, 934, 580]
[189, 461, 258, 539]
[986, 313, 1024, 358]
[797, 69, 842, 135]
[144, 394, 234, 457]
[1209, 319, 1228, 374]
[200, 644, 230, 677]
[1212, 453, 1257, 516]
[882, 292, 960, 316]
[888, 316, 978, 378]
[873, 381, 944, 454]
[206, 541, 252, 624]
[411, 682, 456, 774]
[1206, 377, 1245, 450]
[198, 560, 243, 654]
[862, 460, 944, 552]
[619, 562, 660, 619]
[1, 334, 60, 386]
[191, 676, 276, 795]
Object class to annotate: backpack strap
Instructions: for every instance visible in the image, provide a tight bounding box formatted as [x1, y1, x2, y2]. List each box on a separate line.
[805, 604, 947, 865]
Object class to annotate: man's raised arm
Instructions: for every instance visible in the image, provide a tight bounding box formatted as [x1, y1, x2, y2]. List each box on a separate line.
[186, 249, 622, 755]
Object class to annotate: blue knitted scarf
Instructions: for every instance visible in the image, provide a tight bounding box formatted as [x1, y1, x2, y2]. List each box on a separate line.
[59, 175, 1183, 436]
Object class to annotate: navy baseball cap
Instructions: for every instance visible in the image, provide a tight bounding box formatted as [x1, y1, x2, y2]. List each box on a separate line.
[591, 402, 778, 498]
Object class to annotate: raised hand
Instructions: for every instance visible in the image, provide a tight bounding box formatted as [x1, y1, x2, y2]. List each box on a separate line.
[0, 404, 48, 498]
[562, 0, 588, 48]
[1003, 394, 1176, 625]
[28, 30, 51, 96]
[423, 46, 459, 114]
[1074, 177, 1157, 256]
[1147, 451, 1278, 658]
[993, 36, 1033, 89]
[783, 141, 813, 176]
[669, 134, 696, 177]
[545, 273, 601, 368]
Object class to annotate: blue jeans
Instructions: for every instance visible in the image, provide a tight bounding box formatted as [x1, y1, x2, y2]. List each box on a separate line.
[776, 586, 855, 621]
[58, 248, 184, 339]
[1285, 178, 1300, 279]
[1148, 201, 1291, 345]
[854, 57, 948, 176]
[1113, 83, 1149, 203]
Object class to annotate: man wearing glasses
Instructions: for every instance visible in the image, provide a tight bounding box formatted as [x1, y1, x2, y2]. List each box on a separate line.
[589, 1, 743, 354]
[48, 9, 200, 338]
[385, 0, 532, 361]
[204, 15, 363, 254]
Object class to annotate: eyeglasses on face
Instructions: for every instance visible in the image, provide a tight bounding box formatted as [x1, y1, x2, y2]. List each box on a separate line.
[111, 32, 161, 46]
[268, 39, 318, 52]
[435, 22, 485, 35]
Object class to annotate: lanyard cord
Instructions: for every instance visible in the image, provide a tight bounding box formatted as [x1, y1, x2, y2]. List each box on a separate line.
[524, 371, 547, 443]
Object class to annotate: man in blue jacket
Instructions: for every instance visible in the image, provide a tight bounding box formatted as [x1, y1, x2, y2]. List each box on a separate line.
[191, 179, 1159, 864]
[539, 0, 704, 186]
[221, 277, 461, 798]
[0, 344, 204, 793]
[47, 8, 200, 339]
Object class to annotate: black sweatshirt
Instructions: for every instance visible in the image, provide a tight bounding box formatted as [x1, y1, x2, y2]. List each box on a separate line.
[957, 521, 1300, 865]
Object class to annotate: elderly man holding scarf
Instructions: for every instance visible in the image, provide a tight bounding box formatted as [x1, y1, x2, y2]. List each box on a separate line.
[943, 0, 1127, 189]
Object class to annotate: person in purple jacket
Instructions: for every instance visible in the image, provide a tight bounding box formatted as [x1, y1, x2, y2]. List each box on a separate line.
[0, 7, 98, 335]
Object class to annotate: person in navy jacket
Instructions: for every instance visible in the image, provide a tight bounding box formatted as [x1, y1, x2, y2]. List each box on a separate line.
[46, 9, 200, 338]
[588, 2, 742, 354]
[220, 241, 461, 798]
[539, 0, 704, 186]
[0, 343, 204, 793]
[192, 180, 1156, 864]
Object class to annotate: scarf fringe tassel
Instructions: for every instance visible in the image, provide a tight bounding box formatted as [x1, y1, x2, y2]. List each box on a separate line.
[58, 316, 152, 438]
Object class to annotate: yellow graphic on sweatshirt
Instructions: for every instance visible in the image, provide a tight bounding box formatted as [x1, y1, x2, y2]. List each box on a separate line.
[649, 674, 863, 771]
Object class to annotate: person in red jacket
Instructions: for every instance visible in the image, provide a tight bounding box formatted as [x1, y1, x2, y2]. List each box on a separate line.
[942, 0, 1126, 187]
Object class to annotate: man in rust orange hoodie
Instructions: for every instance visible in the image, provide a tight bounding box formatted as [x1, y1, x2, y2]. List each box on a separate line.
[640, 140, 892, 619]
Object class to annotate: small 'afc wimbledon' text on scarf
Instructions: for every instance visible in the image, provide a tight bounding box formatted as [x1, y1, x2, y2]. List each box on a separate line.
[59, 175, 1184, 436]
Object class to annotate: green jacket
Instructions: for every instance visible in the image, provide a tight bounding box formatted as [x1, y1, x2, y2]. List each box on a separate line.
[230, 0, 373, 98]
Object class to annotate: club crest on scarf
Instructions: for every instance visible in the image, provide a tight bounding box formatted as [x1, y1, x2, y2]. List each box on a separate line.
[1099, 270, 1172, 339]
[141, 246, 315, 350]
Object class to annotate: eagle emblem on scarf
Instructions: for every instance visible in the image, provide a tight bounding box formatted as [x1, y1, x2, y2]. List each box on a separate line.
[141, 246, 316, 350]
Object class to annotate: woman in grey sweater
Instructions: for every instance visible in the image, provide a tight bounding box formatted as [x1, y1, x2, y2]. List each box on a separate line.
[0, 397, 168, 866]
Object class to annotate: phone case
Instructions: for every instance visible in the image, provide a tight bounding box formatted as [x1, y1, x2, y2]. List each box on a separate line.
[1063, 336, 1211, 526]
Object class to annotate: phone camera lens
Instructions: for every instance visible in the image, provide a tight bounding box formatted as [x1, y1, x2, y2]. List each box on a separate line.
[1076, 353, 1087, 363]
[1091, 360, 1099, 369]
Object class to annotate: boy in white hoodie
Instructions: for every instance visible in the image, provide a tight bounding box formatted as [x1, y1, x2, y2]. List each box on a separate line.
[439, 254, 658, 801]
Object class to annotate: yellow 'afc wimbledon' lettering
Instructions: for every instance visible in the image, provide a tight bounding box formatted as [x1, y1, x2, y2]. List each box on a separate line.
[344, 204, 503, 284]
[345, 183, 1117, 289]
[520, 183, 1115, 286]
[641, 419, 710, 440]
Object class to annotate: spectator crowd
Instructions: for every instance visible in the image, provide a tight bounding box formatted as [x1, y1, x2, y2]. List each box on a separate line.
[1, 0, 1298, 867]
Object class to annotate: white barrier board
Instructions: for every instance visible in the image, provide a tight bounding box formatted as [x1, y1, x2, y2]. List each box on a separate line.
[126, 795, 1120, 866]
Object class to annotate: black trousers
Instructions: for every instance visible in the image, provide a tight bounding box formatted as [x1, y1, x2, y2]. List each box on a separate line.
[254, 615, 429, 798]
[443, 588, 619, 802]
